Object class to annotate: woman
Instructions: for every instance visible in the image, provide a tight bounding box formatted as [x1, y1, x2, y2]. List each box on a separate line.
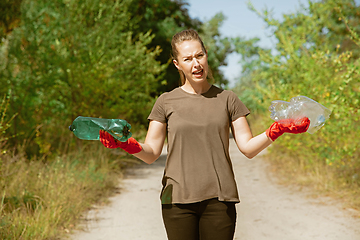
[99, 29, 309, 240]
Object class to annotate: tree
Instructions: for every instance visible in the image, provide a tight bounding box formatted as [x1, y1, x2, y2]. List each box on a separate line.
[233, 0, 360, 175]
[199, 12, 232, 88]
[231, 36, 270, 112]
[129, 0, 233, 91]
[0, 0, 22, 41]
[129, 0, 201, 92]
[0, 0, 235, 156]
[0, 0, 165, 154]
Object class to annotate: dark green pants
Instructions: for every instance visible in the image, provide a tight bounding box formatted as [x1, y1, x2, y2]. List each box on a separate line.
[162, 198, 237, 240]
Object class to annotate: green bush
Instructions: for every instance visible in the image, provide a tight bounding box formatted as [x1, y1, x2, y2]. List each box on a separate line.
[233, 0, 360, 205]
[0, 0, 166, 156]
[257, 0, 359, 171]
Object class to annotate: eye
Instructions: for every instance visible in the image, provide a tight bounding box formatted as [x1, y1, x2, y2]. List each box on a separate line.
[196, 53, 205, 59]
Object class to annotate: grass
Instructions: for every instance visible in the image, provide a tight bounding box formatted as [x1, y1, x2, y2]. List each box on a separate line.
[0, 93, 143, 239]
[265, 144, 360, 216]
[0, 142, 138, 240]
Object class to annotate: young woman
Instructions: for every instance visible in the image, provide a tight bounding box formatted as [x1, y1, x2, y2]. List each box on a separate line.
[99, 29, 310, 240]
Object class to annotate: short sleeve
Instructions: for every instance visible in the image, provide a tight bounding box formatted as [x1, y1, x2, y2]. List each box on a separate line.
[228, 91, 250, 121]
[147, 93, 167, 123]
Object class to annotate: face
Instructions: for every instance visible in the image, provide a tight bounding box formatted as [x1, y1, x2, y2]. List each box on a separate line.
[173, 40, 209, 84]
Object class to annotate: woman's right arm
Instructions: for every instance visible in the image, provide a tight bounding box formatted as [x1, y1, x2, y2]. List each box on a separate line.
[133, 120, 167, 164]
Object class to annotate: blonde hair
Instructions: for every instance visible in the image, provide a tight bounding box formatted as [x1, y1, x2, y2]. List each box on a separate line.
[171, 29, 213, 85]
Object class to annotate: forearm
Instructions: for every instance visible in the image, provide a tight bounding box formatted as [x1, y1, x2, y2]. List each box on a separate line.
[99, 119, 167, 164]
[132, 120, 167, 164]
[238, 132, 272, 159]
[133, 143, 162, 164]
[232, 116, 309, 159]
[232, 117, 272, 159]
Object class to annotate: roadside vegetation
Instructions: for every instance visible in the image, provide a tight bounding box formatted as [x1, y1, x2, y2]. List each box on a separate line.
[0, 0, 359, 239]
[233, 0, 360, 213]
[0, 0, 232, 238]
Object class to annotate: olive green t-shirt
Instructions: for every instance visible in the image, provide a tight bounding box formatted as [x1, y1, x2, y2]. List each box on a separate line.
[148, 85, 250, 204]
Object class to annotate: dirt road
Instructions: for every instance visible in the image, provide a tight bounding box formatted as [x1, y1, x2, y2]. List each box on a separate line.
[71, 139, 360, 240]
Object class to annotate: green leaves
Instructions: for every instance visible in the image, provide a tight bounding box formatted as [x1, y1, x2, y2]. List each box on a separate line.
[0, 0, 166, 153]
[0, 0, 234, 156]
[128, 0, 201, 92]
[234, 0, 360, 178]
[199, 12, 233, 87]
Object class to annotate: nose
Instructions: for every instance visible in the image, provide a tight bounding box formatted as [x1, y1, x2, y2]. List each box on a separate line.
[193, 58, 200, 67]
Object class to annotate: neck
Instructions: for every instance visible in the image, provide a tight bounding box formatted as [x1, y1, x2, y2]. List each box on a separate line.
[181, 81, 211, 95]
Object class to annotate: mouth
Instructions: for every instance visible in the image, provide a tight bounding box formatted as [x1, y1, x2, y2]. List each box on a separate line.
[192, 69, 204, 78]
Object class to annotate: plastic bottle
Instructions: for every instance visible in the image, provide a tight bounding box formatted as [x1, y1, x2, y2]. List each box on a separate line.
[69, 116, 132, 142]
[269, 96, 331, 134]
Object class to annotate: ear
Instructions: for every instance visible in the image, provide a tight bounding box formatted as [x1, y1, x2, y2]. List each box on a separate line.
[173, 59, 181, 70]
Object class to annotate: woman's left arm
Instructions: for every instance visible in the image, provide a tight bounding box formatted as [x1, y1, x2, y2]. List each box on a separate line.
[231, 116, 272, 159]
[231, 115, 310, 159]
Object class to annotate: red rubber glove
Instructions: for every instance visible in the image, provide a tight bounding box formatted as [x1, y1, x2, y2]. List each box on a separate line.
[99, 130, 142, 154]
[266, 117, 310, 142]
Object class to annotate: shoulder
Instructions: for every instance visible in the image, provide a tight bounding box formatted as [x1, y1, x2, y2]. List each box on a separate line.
[152, 87, 183, 108]
[158, 87, 182, 99]
[209, 85, 240, 100]
[154, 88, 175, 102]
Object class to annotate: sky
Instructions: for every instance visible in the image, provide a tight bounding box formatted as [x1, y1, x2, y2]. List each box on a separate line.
[185, 0, 310, 87]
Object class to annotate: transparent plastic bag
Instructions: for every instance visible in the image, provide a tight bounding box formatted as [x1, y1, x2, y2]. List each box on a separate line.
[269, 96, 331, 134]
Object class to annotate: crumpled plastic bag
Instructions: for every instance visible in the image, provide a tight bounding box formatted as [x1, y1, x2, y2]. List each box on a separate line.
[269, 96, 332, 134]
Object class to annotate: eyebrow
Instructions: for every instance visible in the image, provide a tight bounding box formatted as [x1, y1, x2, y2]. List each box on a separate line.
[182, 51, 204, 59]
